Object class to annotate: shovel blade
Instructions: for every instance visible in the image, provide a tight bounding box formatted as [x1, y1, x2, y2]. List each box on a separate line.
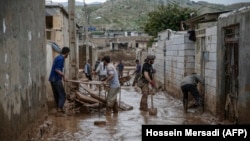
[149, 108, 157, 115]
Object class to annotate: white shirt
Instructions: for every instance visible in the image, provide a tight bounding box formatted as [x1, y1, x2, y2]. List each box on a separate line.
[96, 62, 107, 76]
[107, 63, 120, 88]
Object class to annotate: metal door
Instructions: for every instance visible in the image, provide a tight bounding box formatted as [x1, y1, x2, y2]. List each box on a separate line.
[224, 25, 239, 123]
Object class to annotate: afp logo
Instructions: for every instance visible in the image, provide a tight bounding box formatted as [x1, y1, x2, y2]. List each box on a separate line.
[222, 129, 247, 139]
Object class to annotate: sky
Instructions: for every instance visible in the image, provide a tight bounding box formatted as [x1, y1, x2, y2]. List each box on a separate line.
[51, 0, 250, 5]
[192, 0, 250, 5]
[51, 0, 107, 4]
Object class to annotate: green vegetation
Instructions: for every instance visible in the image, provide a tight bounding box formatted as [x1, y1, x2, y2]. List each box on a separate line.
[142, 4, 196, 46]
[91, 31, 105, 35]
[72, 0, 249, 32]
[143, 4, 196, 38]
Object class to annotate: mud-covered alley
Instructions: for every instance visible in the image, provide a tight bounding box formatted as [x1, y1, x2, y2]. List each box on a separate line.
[32, 78, 229, 141]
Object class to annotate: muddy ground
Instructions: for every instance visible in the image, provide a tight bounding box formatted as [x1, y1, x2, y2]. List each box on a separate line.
[25, 50, 234, 141]
[27, 76, 233, 141]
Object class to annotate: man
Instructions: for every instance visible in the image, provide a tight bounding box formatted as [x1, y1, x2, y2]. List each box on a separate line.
[139, 55, 156, 111]
[103, 56, 120, 116]
[117, 60, 124, 78]
[180, 73, 205, 113]
[49, 47, 70, 113]
[94, 57, 107, 81]
[84, 59, 92, 81]
[132, 59, 142, 86]
[94, 58, 101, 71]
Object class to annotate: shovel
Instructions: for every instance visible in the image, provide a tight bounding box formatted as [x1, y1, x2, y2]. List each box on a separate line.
[148, 88, 157, 115]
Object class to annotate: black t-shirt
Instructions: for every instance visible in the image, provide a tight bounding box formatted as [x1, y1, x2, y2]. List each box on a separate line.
[141, 63, 153, 82]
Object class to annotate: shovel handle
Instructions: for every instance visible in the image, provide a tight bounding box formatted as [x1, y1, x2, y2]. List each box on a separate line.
[151, 93, 154, 108]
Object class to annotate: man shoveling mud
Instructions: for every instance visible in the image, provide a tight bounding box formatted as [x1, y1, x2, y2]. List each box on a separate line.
[180, 73, 205, 113]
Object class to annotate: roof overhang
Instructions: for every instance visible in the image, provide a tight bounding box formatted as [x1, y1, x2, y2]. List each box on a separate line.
[184, 11, 231, 25]
[45, 4, 69, 17]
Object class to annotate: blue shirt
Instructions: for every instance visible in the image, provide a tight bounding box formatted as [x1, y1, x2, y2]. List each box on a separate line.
[49, 55, 64, 82]
[117, 63, 124, 71]
[135, 63, 141, 73]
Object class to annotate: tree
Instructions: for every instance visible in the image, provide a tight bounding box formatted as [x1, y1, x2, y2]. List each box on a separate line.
[143, 4, 196, 38]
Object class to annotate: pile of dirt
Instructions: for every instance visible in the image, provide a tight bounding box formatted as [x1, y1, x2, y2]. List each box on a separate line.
[99, 49, 136, 66]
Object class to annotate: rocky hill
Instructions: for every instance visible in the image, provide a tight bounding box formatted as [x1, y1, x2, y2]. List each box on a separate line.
[68, 0, 250, 31]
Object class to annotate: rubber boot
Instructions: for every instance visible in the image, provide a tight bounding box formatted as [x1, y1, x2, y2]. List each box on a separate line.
[113, 102, 119, 114]
[183, 99, 188, 113]
[106, 107, 112, 116]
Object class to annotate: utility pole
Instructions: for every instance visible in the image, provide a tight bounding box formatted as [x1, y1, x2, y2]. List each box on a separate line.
[83, 0, 89, 61]
[68, 0, 79, 87]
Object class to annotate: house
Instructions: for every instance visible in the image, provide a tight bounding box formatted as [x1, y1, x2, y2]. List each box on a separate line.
[84, 31, 151, 67]
[45, 2, 83, 107]
[216, 7, 250, 123]
[46, 3, 69, 48]
[154, 7, 250, 123]
[184, 11, 229, 119]
[45, 3, 71, 107]
[184, 8, 250, 123]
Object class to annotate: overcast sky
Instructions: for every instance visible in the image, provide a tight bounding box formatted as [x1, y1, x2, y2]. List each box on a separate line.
[51, 0, 250, 5]
[192, 0, 250, 5]
[51, 0, 106, 4]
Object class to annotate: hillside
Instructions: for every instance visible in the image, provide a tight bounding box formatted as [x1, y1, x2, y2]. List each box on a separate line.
[64, 0, 250, 31]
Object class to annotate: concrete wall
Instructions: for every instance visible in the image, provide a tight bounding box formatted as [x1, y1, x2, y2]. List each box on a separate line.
[154, 27, 218, 115]
[166, 34, 195, 98]
[194, 26, 218, 115]
[203, 26, 218, 114]
[217, 8, 250, 123]
[153, 34, 165, 88]
[0, 0, 47, 140]
[154, 31, 195, 98]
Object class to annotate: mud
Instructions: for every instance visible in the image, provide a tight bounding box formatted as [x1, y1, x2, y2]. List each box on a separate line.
[32, 80, 232, 141]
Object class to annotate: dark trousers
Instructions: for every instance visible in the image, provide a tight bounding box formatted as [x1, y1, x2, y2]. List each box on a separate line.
[85, 74, 92, 81]
[181, 84, 202, 106]
[50, 81, 66, 109]
[132, 72, 140, 86]
[118, 70, 123, 78]
[98, 75, 106, 81]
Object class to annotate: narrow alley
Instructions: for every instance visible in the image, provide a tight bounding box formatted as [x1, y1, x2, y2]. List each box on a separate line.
[35, 78, 228, 141]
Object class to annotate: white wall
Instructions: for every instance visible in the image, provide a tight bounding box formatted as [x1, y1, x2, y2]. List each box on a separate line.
[154, 31, 195, 98]
[46, 43, 54, 103]
[204, 26, 217, 113]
